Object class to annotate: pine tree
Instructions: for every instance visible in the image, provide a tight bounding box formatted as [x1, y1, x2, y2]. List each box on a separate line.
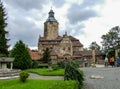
[10, 40, 32, 70]
[42, 47, 51, 63]
[0, 0, 9, 57]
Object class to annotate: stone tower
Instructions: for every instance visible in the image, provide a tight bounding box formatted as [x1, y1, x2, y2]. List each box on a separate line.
[44, 9, 59, 40]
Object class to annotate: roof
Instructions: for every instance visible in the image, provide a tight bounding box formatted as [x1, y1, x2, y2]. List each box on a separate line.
[69, 36, 83, 47]
[39, 35, 83, 47]
[0, 57, 14, 62]
[39, 36, 62, 45]
[29, 50, 40, 61]
[39, 36, 62, 41]
[45, 9, 58, 22]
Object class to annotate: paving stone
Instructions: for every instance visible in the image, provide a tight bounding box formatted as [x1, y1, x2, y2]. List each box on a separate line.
[81, 67, 120, 89]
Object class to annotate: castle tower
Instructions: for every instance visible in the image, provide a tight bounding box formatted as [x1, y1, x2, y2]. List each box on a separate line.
[44, 9, 59, 40]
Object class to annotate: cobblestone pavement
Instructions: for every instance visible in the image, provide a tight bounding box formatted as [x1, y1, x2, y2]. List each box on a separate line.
[81, 67, 120, 89]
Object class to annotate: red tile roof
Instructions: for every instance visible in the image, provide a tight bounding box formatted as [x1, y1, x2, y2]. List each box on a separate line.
[39, 35, 83, 47]
[29, 50, 40, 60]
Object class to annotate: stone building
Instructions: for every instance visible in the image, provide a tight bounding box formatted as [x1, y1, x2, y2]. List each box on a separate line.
[37, 9, 104, 64]
[38, 9, 83, 63]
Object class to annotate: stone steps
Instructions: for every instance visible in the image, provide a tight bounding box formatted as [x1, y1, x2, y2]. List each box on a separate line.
[0, 69, 21, 79]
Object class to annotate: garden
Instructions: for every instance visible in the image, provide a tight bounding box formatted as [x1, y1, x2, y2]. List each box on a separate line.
[0, 60, 85, 89]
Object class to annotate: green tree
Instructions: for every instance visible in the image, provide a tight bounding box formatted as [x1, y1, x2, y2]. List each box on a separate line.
[0, 1, 9, 57]
[42, 47, 51, 63]
[10, 40, 32, 70]
[89, 41, 101, 51]
[64, 61, 84, 89]
[101, 26, 120, 57]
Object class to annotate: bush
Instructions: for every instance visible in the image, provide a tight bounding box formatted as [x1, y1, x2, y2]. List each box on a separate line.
[64, 61, 84, 89]
[58, 60, 79, 69]
[31, 61, 39, 68]
[57, 61, 65, 68]
[51, 64, 60, 70]
[70, 60, 80, 68]
[19, 71, 29, 82]
[38, 63, 48, 68]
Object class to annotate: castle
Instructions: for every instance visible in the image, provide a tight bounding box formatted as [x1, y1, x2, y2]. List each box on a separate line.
[38, 9, 84, 63]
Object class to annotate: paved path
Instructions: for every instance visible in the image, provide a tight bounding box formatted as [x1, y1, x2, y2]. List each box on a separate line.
[29, 67, 120, 89]
[29, 73, 63, 80]
[81, 67, 120, 89]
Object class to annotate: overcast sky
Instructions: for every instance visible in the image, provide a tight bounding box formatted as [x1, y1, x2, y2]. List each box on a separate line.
[2, 0, 120, 49]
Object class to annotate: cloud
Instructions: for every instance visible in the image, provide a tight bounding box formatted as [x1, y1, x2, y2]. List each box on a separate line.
[67, 5, 98, 24]
[65, 23, 85, 36]
[67, 0, 105, 24]
[7, 12, 41, 47]
[1, 0, 44, 48]
[3, 0, 47, 11]
[52, 0, 65, 8]
[80, 0, 105, 8]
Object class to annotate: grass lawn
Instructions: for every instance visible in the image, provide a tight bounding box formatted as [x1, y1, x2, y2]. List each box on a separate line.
[0, 79, 77, 89]
[26, 68, 64, 76]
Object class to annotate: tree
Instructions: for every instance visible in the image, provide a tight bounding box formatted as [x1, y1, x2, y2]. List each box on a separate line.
[10, 40, 32, 70]
[101, 26, 120, 57]
[64, 61, 84, 89]
[42, 47, 51, 63]
[89, 41, 101, 51]
[0, 0, 9, 57]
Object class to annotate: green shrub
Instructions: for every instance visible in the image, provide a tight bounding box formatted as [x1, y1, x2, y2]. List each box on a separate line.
[58, 60, 79, 69]
[38, 63, 48, 68]
[64, 61, 84, 89]
[31, 61, 39, 68]
[0, 54, 7, 57]
[57, 61, 67, 68]
[51, 64, 59, 70]
[70, 60, 80, 68]
[19, 71, 29, 82]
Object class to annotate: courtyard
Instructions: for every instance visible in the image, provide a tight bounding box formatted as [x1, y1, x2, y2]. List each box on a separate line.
[82, 67, 120, 89]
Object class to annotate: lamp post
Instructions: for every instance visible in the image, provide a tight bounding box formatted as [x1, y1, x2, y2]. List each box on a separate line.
[91, 42, 96, 67]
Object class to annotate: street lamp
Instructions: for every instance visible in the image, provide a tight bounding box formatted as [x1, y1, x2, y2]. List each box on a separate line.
[91, 42, 96, 67]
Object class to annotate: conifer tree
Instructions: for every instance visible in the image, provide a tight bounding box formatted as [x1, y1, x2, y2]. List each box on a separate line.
[0, 0, 9, 57]
[42, 47, 51, 63]
[10, 40, 32, 70]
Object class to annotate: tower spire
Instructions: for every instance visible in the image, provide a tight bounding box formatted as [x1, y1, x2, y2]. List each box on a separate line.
[45, 7, 57, 22]
[51, 6, 52, 10]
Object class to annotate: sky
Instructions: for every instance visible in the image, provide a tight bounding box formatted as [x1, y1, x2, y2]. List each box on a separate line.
[2, 0, 120, 50]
